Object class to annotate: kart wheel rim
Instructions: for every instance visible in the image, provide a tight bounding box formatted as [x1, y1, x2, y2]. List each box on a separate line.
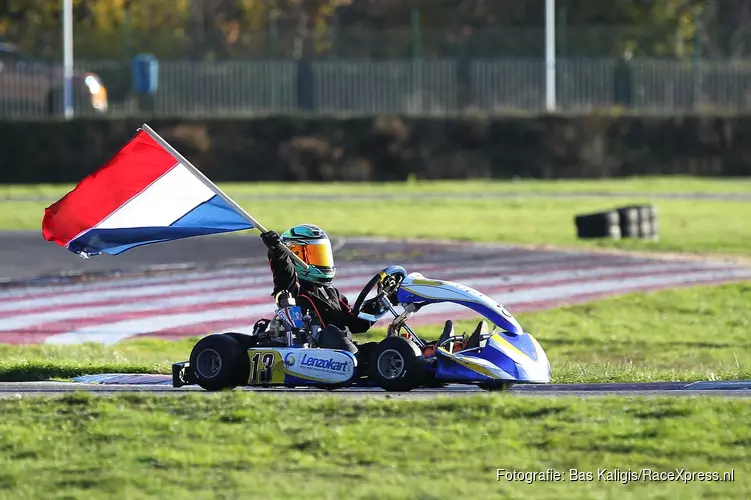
[196, 348, 222, 379]
[377, 349, 405, 380]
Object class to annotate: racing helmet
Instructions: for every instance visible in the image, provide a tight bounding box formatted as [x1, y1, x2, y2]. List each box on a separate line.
[280, 224, 336, 284]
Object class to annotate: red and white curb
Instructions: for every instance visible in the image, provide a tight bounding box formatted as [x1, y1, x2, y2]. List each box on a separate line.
[0, 246, 748, 345]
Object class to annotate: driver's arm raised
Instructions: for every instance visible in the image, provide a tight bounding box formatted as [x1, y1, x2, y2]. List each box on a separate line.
[268, 249, 299, 297]
[261, 231, 300, 299]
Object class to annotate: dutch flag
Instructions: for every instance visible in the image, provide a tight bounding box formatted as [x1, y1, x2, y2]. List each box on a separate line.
[41, 124, 257, 258]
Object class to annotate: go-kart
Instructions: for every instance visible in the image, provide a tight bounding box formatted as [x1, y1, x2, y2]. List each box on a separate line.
[171, 265, 551, 392]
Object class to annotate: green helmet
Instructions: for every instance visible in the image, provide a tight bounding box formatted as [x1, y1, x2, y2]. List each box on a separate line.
[280, 224, 336, 285]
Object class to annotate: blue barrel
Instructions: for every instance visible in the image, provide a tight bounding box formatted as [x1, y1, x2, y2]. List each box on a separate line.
[131, 54, 159, 94]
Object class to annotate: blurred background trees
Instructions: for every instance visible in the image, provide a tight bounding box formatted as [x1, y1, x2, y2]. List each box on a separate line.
[0, 0, 750, 60]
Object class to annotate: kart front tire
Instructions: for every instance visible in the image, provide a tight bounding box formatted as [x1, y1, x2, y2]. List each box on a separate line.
[189, 334, 249, 391]
[369, 336, 425, 392]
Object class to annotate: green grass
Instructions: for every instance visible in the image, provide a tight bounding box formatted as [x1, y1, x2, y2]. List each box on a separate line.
[6, 193, 751, 256]
[4, 176, 748, 500]
[2, 176, 751, 199]
[221, 176, 751, 196]
[0, 393, 748, 499]
[244, 196, 751, 256]
[2, 283, 749, 384]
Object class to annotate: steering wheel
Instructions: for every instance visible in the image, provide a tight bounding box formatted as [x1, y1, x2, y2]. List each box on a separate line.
[352, 265, 408, 319]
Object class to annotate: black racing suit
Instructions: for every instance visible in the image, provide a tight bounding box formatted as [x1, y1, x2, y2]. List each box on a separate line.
[265, 243, 378, 373]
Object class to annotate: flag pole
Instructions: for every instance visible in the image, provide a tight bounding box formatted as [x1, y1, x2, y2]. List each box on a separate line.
[139, 123, 309, 270]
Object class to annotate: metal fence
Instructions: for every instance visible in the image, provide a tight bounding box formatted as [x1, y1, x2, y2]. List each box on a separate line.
[2, 58, 751, 119]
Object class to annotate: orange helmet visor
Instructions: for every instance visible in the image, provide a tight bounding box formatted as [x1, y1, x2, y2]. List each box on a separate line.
[287, 241, 334, 267]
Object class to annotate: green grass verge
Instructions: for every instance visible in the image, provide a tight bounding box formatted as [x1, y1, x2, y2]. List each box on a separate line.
[245, 196, 751, 256]
[0, 393, 748, 499]
[2, 283, 749, 384]
[4, 193, 751, 256]
[2, 176, 751, 198]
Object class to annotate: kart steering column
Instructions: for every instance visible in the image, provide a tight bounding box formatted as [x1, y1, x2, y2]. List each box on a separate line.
[378, 295, 425, 348]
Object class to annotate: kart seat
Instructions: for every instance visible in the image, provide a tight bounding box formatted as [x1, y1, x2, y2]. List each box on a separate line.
[438, 320, 454, 346]
[465, 320, 488, 350]
[421, 320, 455, 357]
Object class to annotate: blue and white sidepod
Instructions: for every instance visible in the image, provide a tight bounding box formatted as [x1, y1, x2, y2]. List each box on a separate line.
[395, 273, 551, 384]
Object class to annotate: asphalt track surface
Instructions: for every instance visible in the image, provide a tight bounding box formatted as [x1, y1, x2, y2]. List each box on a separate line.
[2, 230, 750, 397]
[3, 231, 751, 345]
[0, 229, 272, 282]
[1, 380, 750, 399]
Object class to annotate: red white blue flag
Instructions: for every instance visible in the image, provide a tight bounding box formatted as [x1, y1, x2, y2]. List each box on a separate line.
[42, 126, 254, 258]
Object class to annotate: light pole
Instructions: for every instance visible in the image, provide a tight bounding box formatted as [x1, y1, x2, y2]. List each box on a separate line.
[545, 0, 556, 113]
[63, 0, 74, 119]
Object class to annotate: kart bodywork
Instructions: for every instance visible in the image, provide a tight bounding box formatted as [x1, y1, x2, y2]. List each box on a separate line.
[172, 265, 551, 392]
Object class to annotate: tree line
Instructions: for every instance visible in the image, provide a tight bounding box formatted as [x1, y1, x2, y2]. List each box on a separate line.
[0, 0, 749, 60]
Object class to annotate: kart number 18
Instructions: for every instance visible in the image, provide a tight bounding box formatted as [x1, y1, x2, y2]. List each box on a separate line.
[250, 352, 274, 383]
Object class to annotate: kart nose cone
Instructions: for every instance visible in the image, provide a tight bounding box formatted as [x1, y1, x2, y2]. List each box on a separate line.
[514, 362, 551, 383]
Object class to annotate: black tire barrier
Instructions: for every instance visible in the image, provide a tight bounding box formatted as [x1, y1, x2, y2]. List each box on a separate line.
[575, 204, 659, 240]
[618, 204, 659, 240]
[617, 206, 640, 238]
[574, 210, 622, 240]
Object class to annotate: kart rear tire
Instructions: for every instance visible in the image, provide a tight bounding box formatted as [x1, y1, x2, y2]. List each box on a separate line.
[189, 334, 249, 391]
[223, 332, 260, 349]
[369, 336, 425, 392]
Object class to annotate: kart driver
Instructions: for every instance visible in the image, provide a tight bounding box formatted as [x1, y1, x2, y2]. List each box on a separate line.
[260, 224, 382, 373]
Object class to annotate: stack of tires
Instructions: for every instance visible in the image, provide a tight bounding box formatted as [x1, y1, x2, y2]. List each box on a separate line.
[574, 204, 659, 240]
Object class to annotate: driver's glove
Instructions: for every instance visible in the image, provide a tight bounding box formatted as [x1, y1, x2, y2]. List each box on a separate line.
[261, 230, 281, 249]
[274, 290, 295, 308]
